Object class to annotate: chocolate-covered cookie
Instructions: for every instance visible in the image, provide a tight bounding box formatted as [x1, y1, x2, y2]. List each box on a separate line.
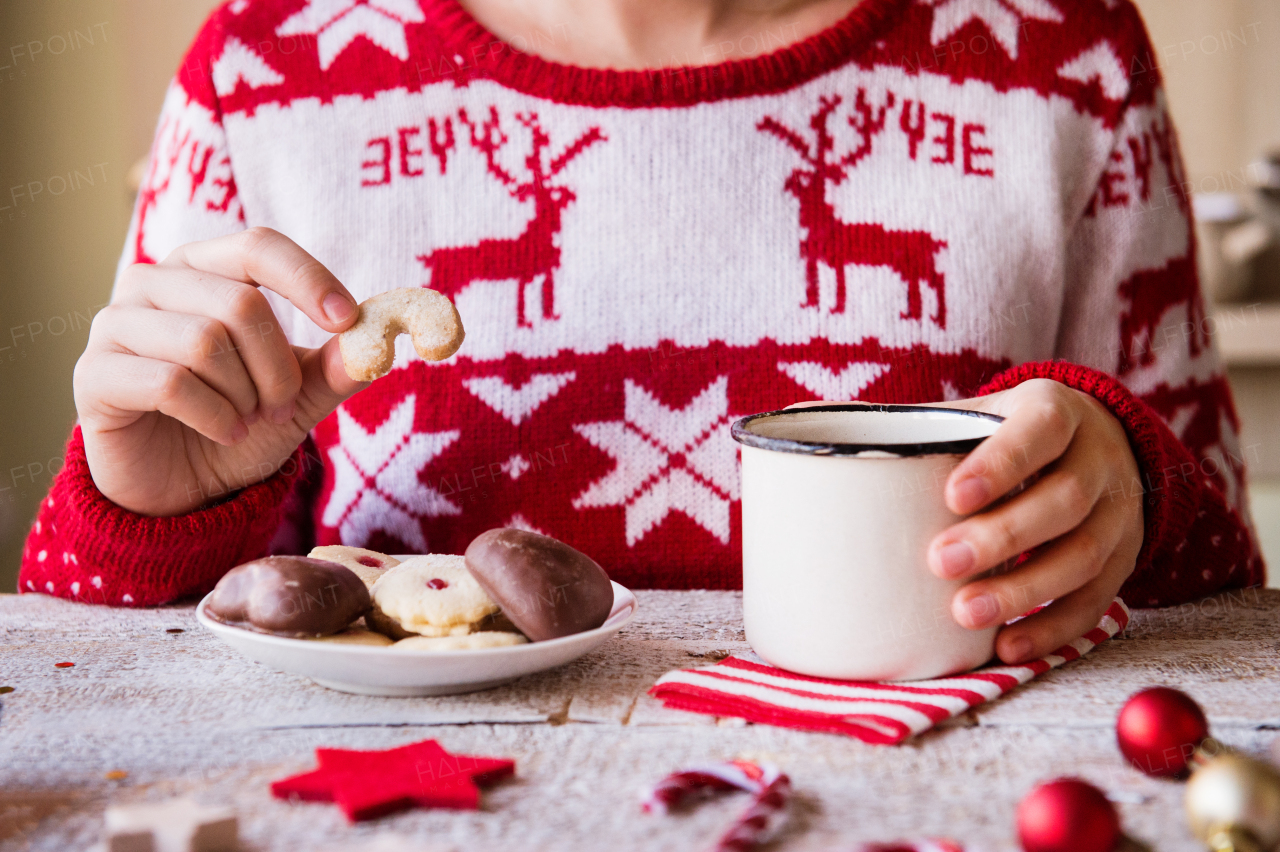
[206, 556, 371, 638]
[464, 528, 613, 641]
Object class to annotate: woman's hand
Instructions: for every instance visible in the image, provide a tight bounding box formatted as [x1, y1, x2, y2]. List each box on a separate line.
[927, 379, 1144, 664]
[75, 228, 367, 517]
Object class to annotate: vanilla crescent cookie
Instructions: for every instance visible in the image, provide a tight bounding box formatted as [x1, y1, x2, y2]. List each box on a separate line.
[308, 545, 401, 589]
[309, 627, 394, 646]
[367, 555, 499, 639]
[391, 632, 528, 651]
[338, 287, 465, 382]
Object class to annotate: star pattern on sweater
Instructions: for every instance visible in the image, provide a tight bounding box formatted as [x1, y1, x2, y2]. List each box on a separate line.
[1056, 40, 1130, 102]
[572, 376, 739, 545]
[321, 394, 460, 552]
[276, 0, 426, 71]
[919, 0, 1064, 59]
[270, 739, 514, 822]
[777, 360, 890, 400]
[212, 36, 285, 96]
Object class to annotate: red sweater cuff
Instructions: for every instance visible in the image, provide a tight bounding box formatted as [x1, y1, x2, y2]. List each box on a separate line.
[977, 361, 1200, 598]
[18, 426, 306, 606]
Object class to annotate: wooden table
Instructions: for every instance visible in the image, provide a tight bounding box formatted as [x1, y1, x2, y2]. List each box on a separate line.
[2, 589, 1279, 851]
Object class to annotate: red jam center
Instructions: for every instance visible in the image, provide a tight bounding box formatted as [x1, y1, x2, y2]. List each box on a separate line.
[426, 578, 449, 590]
[357, 556, 381, 568]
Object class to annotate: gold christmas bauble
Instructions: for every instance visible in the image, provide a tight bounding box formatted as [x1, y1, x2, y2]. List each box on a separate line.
[1185, 750, 1280, 852]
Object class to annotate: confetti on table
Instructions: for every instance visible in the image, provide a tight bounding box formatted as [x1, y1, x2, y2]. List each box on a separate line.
[54, 662, 75, 668]
[166, 628, 185, 634]
[105, 770, 129, 781]
[643, 759, 790, 852]
[271, 738, 514, 822]
[0, 686, 13, 695]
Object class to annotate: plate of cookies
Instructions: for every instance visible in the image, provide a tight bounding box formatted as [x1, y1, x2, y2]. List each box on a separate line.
[195, 528, 637, 696]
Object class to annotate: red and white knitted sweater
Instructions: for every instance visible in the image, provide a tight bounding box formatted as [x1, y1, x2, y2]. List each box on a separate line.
[20, 0, 1264, 607]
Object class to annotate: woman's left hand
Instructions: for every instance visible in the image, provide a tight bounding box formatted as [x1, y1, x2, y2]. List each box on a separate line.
[926, 378, 1145, 664]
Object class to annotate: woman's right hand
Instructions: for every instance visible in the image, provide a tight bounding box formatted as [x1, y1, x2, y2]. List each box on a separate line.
[75, 228, 368, 517]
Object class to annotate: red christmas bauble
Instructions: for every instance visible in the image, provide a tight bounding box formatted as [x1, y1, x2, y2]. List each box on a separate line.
[1115, 687, 1209, 778]
[1017, 778, 1120, 852]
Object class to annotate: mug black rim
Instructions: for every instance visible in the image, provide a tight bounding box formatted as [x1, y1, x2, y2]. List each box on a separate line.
[731, 404, 1006, 457]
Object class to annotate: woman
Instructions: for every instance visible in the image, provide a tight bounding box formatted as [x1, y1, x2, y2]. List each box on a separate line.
[23, 0, 1261, 664]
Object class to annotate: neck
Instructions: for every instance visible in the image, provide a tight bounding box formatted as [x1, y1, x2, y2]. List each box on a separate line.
[456, 0, 864, 70]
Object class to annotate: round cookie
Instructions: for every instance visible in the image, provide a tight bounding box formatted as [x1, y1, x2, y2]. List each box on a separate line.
[391, 632, 528, 651]
[339, 287, 465, 382]
[368, 555, 499, 639]
[309, 627, 394, 646]
[205, 556, 371, 638]
[308, 545, 400, 589]
[465, 528, 614, 641]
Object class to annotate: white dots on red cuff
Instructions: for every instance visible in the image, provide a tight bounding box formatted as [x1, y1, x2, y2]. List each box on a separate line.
[69, 553, 77, 564]
[71, 582, 80, 595]
[45, 581, 54, 593]
[91, 576, 102, 589]
[37, 550, 47, 562]
[46, 497, 54, 508]
[26, 580, 34, 591]
[34, 520, 41, 534]
[122, 594, 133, 604]
[1202, 569, 1213, 580]
[1211, 536, 1222, 547]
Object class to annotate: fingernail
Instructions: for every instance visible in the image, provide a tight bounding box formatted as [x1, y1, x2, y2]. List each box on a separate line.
[1005, 635, 1034, 663]
[937, 541, 975, 577]
[323, 293, 356, 325]
[963, 593, 998, 627]
[270, 401, 295, 425]
[953, 477, 989, 512]
[229, 421, 249, 443]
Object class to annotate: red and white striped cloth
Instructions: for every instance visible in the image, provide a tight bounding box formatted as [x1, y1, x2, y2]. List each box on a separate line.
[649, 599, 1130, 745]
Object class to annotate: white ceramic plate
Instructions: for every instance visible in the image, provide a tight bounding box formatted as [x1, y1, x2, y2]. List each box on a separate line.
[196, 580, 637, 696]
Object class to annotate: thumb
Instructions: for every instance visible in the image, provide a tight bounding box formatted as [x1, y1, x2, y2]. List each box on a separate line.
[292, 337, 368, 431]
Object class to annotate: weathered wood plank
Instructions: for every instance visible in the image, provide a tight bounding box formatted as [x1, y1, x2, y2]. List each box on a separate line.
[2, 589, 1277, 852]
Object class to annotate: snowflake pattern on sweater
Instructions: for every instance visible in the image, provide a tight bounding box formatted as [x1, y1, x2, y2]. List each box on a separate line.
[20, 0, 1263, 607]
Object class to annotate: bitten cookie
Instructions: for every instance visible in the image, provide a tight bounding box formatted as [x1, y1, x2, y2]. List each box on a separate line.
[339, 287, 465, 382]
[367, 555, 499, 640]
[308, 545, 401, 589]
[391, 632, 528, 651]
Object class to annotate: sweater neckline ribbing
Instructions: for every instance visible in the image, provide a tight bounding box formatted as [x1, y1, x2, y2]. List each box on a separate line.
[422, 0, 910, 108]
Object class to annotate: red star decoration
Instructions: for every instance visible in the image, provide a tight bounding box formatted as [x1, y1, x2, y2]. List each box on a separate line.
[270, 739, 515, 821]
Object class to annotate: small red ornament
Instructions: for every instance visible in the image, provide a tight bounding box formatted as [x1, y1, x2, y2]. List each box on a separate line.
[1017, 778, 1120, 852]
[1115, 687, 1208, 778]
[271, 739, 513, 821]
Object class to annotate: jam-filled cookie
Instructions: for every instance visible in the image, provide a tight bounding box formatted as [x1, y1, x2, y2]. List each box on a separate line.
[308, 545, 401, 589]
[367, 555, 499, 640]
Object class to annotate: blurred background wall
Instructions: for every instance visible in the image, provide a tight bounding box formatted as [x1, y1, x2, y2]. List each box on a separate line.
[0, 0, 1277, 592]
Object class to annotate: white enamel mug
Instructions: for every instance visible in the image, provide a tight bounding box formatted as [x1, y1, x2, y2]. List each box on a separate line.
[732, 404, 1005, 682]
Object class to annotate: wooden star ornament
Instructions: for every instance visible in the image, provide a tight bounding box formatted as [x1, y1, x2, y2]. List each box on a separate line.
[270, 739, 515, 821]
